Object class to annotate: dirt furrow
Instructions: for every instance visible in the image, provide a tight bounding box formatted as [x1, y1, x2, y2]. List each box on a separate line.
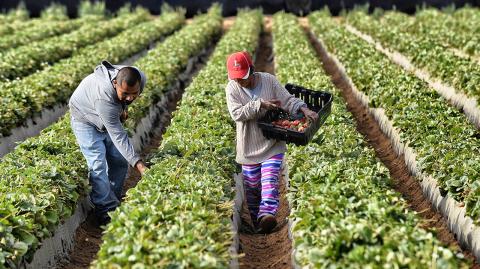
[58, 44, 215, 269]
[301, 19, 480, 268]
[237, 16, 293, 269]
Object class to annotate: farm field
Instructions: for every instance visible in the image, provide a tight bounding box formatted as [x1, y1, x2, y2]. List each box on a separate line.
[0, 2, 479, 268]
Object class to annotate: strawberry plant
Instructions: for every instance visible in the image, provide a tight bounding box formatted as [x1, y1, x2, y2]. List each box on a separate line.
[0, 17, 55, 36]
[125, 7, 223, 130]
[0, 10, 149, 82]
[0, 10, 184, 137]
[0, 3, 29, 23]
[39, 2, 69, 20]
[273, 11, 468, 268]
[93, 8, 262, 268]
[345, 10, 480, 104]
[78, 0, 107, 17]
[412, 9, 480, 58]
[0, 17, 99, 52]
[452, 6, 480, 33]
[311, 9, 480, 223]
[0, 10, 190, 267]
[0, 20, 31, 36]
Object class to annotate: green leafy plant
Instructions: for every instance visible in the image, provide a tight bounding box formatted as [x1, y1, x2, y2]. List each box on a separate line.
[0, 2, 29, 23]
[0, 17, 54, 36]
[0, 10, 185, 267]
[40, 2, 69, 20]
[345, 10, 480, 105]
[116, 3, 132, 16]
[93, 8, 263, 268]
[0, 17, 98, 52]
[274, 11, 469, 268]
[0, 10, 148, 82]
[78, 0, 106, 17]
[311, 9, 480, 224]
[412, 8, 480, 58]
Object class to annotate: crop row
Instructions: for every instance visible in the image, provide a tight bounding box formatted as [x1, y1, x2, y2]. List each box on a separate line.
[346, 11, 480, 104]
[272, 11, 468, 268]
[311, 10, 480, 223]
[37, 3, 69, 20]
[0, 10, 186, 268]
[412, 9, 480, 58]
[0, 5, 29, 23]
[0, 19, 37, 36]
[0, 16, 100, 52]
[125, 10, 223, 130]
[0, 15, 65, 36]
[0, 9, 184, 138]
[452, 6, 480, 33]
[0, 1, 109, 36]
[0, 11, 148, 82]
[93, 9, 263, 268]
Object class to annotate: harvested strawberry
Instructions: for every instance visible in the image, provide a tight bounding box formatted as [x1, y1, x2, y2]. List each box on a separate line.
[271, 116, 310, 132]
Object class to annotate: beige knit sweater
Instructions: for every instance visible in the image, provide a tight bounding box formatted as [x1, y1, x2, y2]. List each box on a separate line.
[225, 72, 306, 164]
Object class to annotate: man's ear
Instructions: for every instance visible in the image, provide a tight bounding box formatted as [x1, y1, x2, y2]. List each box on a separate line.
[112, 79, 118, 88]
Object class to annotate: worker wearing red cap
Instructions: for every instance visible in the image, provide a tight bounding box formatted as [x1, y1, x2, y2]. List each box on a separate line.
[225, 51, 318, 233]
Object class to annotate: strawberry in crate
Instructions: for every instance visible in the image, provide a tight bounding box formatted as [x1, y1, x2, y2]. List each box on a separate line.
[269, 107, 311, 132]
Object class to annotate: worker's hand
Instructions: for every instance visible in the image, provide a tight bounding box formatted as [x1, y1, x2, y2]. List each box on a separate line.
[300, 106, 318, 121]
[120, 110, 128, 123]
[135, 160, 148, 175]
[261, 99, 281, 110]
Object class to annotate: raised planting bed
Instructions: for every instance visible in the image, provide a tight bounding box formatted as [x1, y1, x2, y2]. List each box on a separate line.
[310, 10, 480, 262]
[0, 11, 184, 155]
[0, 8, 217, 267]
[273, 11, 470, 267]
[93, 8, 263, 268]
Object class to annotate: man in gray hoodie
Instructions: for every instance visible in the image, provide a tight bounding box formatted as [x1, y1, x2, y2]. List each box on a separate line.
[69, 60, 148, 225]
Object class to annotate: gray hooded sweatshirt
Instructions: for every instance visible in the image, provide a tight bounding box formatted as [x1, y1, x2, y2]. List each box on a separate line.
[69, 60, 146, 167]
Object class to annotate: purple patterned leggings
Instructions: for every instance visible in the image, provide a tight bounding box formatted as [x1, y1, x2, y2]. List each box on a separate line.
[241, 153, 284, 222]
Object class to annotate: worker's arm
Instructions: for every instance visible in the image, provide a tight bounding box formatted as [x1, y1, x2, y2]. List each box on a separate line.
[226, 86, 263, 122]
[95, 99, 147, 174]
[271, 75, 318, 120]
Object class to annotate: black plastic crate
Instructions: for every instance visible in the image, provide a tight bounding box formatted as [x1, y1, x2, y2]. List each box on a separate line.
[257, 83, 333, 146]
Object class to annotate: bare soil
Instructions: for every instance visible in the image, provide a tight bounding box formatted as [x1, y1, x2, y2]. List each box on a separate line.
[301, 20, 480, 268]
[238, 169, 292, 269]
[237, 16, 293, 269]
[254, 16, 274, 75]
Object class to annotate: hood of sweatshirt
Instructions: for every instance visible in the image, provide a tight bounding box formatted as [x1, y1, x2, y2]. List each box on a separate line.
[93, 60, 145, 99]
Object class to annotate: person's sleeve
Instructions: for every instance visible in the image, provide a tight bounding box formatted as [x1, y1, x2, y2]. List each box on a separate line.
[94, 99, 141, 167]
[271, 75, 307, 114]
[226, 84, 263, 122]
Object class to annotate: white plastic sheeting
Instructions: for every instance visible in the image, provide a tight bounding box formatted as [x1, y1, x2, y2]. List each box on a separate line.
[312, 29, 480, 261]
[345, 24, 480, 130]
[17, 45, 212, 269]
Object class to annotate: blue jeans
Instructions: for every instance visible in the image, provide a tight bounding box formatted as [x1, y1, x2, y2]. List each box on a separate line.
[71, 118, 129, 216]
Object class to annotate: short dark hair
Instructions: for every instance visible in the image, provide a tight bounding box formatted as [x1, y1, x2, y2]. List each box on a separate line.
[116, 67, 141, 87]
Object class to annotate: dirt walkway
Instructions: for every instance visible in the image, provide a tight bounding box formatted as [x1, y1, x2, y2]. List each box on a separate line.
[301, 19, 480, 268]
[237, 16, 293, 269]
[238, 169, 292, 268]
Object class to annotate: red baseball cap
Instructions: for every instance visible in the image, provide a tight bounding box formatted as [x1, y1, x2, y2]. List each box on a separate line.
[227, 51, 253, 80]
